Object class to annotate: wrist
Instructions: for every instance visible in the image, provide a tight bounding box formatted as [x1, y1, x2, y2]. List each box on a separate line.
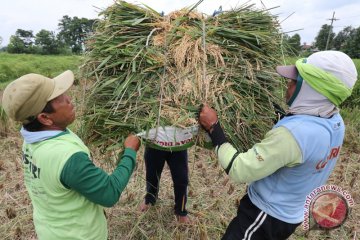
[124, 147, 137, 155]
[208, 120, 219, 133]
[208, 121, 227, 147]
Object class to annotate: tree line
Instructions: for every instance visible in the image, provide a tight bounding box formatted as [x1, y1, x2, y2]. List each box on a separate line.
[314, 24, 360, 58]
[1, 16, 95, 55]
[284, 24, 360, 58]
[1, 16, 359, 58]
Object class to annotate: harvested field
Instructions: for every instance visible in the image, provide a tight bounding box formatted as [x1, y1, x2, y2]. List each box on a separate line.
[0, 85, 359, 240]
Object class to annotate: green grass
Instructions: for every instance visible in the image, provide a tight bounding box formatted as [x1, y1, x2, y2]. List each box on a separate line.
[0, 53, 82, 89]
[353, 59, 360, 71]
[341, 107, 360, 152]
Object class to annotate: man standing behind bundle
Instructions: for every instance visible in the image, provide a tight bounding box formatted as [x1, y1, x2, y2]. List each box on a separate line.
[1, 71, 140, 240]
[139, 146, 190, 223]
[138, 125, 193, 223]
[199, 51, 357, 239]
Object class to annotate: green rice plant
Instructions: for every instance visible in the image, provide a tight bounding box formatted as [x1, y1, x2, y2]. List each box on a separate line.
[340, 107, 360, 153]
[341, 59, 360, 108]
[81, 1, 286, 152]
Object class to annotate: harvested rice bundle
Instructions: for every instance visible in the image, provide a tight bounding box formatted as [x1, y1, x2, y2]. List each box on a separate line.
[81, 1, 285, 152]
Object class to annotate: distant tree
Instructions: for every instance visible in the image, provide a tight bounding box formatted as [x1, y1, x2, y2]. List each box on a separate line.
[281, 33, 301, 56]
[7, 35, 25, 53]
[314, 24, 335, 50]
[7, 29, 35, 53]
[342, 26, 360, 58]
[287, 34, 301, 55]
[57, 15, 96, 54]
[333, 26, 354, 50]
[15, 29, 34, 48]
[281, 33, 290, 43]
[35, 29, 60, 54]
[0, 36, 2, 46]
[281, 34, 291, 53]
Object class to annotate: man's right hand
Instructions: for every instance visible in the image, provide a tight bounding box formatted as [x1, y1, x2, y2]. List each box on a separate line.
[124, 135, 140, 151]
[199, 104, 218, 132]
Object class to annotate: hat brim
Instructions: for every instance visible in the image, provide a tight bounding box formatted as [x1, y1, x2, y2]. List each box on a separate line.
[276, 65, 298, 80]
[47, 70, 74, 101]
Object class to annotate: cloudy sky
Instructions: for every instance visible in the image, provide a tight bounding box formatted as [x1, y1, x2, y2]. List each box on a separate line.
[0, 0, 359, 47]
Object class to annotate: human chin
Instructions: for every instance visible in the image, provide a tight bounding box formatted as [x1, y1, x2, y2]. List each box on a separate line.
[68, 110, 76, 123]
[285, 92, 290, 103]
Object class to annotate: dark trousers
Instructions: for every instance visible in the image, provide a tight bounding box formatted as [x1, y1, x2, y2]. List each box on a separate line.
[144, 147, 189, 216]
[222, 194, 301, 240]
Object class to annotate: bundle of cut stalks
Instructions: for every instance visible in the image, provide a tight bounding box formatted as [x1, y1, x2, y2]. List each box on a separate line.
[81, 1, 285, 152]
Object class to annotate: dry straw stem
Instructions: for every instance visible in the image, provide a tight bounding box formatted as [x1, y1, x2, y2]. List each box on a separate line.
[81, 0, 285, 152]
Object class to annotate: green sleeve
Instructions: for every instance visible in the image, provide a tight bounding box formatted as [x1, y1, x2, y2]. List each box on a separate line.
[60, 148, 136, 207]
[216, 126, 302, 183]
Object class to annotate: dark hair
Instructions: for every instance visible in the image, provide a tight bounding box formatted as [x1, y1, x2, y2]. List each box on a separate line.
[23, 102, 55, 132]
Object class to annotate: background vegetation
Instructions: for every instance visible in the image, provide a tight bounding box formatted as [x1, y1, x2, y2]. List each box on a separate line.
[0, 7, 359, 58]
[1, 16, 95, 55]
[0, 52, 81, 89]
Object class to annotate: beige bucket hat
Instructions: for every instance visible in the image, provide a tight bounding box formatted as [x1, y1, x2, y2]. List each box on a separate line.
[1, 70, 74, 124]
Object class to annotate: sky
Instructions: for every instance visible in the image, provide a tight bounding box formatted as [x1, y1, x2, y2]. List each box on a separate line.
[0, 0, 359, 47]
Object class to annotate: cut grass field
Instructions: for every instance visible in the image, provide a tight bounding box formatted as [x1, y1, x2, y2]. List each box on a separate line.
[0, 54, 359, 239]
[0, 52, 81, 89]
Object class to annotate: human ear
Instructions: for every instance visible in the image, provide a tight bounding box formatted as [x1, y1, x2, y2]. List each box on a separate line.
[37, 113, 53, 126]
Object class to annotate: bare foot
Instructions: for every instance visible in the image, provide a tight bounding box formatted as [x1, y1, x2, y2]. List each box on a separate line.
[139, 202, 151, 212]
[177, 215, 191, 224]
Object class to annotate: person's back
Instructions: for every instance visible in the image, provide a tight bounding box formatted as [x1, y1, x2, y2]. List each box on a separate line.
[198, 50, 358, 240]
[249, 113, 345, 224]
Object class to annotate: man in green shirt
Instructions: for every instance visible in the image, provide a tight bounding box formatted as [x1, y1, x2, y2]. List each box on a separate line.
[2, 70, 140, 240]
